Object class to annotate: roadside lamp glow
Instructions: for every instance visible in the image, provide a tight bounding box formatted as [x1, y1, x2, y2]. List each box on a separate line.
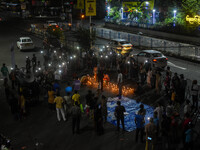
[59, 70, 62, 73]
[173, 10, 177, 18]
[59, 56, 61, 59]
[70, 56, 73, 59]
[145, 2, 149, 5]
[127, 61, 130, 64]
[152, 9, 156, 24]
[40, 51, 43, 54]
[110, 52, 112, 55]
[107, 6, 110, 10]
[48, 64, 51, 67]
[11, 67, 13, 70]
[117, 53, 120, 56]
[100, 55, 103, 58]
[105, 55, 108, 58]
[100, 49, 103, 52]
[36, 70, 38, 72]
[73, 55, 76, 58]
[62, 62, 65, 65]
[38, 67, 41, 70]
[54, 50, 56, 53]
[147, 117, 150, 120]
[59, 65, 61, 68]
[106, 45, 109, 48]
[77, 46, 79, 50]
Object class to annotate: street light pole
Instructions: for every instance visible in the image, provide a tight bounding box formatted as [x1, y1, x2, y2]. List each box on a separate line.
[90, 16, 92, 49]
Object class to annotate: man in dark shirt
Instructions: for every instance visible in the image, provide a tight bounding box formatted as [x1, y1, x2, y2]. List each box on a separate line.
[114, 101, 126, 131]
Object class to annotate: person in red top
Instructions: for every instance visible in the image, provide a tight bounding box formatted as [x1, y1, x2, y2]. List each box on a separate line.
[182, 113, 192, 145]
[183, 113, 192, 131]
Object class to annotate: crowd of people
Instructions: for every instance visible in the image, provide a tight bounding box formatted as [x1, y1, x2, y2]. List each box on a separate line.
[1, 47, 199, 150]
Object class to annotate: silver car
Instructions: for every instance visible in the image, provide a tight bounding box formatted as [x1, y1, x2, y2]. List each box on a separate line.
[133, 50, 168, 69]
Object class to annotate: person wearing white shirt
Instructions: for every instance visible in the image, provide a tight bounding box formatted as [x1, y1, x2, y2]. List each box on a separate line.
[117, 70, 123, 99]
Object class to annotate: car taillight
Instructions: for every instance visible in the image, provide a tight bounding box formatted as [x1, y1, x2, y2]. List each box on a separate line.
[153, 59, 157, 62]
[166, 58, 168, 61]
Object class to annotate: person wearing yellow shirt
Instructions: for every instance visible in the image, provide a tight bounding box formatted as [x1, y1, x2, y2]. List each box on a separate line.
[48, 87, 55, 110]
[54, 93, 66, 121]
[19, 92, 26, 117]
[72, 90, 80, 105]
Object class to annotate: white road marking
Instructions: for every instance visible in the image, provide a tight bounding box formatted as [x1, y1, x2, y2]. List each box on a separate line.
[168, 61, 187, 70]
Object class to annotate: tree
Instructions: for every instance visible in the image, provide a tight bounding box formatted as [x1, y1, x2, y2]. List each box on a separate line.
[46, 25, 65, 47]
[74, 27, 96, 52]
[181, 0, 200, 16]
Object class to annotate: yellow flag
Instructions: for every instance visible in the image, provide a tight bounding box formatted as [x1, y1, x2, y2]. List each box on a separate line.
[85, 0, 96, 16]
[77, 0, 84, 9]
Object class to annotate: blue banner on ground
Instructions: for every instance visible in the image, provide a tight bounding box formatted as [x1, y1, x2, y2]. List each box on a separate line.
[107, 97, 154, 132]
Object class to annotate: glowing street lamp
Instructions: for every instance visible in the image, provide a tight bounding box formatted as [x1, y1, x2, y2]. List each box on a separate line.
[152, 9, 156, 24]
[173, 10, 177, 27]
[173, 10, 177, 18]
[121, 7, 123, 19]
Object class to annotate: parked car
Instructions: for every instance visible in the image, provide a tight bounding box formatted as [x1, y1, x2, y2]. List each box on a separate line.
[107, 39, 133, 55]
[133, 50, 168, 69]
[17, 37, 35, 50]
[43, 20, 57, 28]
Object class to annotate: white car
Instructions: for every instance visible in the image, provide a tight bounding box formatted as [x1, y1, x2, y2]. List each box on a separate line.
[17, 37, 35, 50]
[44, 20, 57, 28]
[133, 50, 168, 69]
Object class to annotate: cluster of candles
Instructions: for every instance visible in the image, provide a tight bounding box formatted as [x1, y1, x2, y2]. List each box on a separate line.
[85, 75, 135, 96]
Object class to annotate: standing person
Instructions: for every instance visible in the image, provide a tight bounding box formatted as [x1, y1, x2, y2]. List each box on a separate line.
[65, 82, 72, 95]
[154, 102, 163, 130]
[184, 123, 193, 150]
[72, 90, 80, 105]
[54, 93, 66, 121]
[94, 105, 104, 135]
[184, 100, 192, 115]
[145, 118, 157, 150]
[147, 68, 152, 87]
[64, 92, 72, 119]
[101, 95, 107, 123]
[166, 66, 172, 78]
[97, 68, 104, 92]
[179, 74, 187, 103]
[117, 70, 123, 99]
[18, 92, 26, 118]
[48, 87, 55, 111]
[1, 63, 9, 79]
[54, 69, 61, 82]
[73, 77, 81, 91]
[140, 64, 146, 85]
[53, 81, 60, 96]
[164, 72, 171, 96]
[9, 70, 16, 89]
[171, 73, 180, 94]
[3, 78, 10, 101]
[32, 54, 37, 73]
[166, 101, 174, 119]
[114, 101, 126, 131]
[71, 101, 81, 134]
[156, 71, 162, 95]
[135, 109, 145, 143]
[9, 93, 20, 120]
[191, 80, 199, 110]
[26, 57, 31, 73]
